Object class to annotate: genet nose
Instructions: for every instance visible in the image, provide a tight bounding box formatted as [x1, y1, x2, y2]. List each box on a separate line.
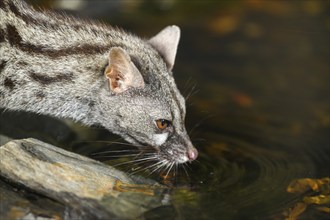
[187, 148, 198, 161]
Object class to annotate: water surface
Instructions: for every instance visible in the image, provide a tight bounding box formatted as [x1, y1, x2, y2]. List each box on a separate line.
[92, 1, 330, 219]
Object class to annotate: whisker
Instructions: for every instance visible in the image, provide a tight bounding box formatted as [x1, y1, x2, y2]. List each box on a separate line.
[192, 158, 201, 164]
[124, 159, 157, 175]
[76, 139, 139, 147]
[91, 150, 140, 155]
[91, 145, 154, 158]
[73, 138, 123, 144]
[182, 77, 193, 95]
[92, 153, 141, 158]
[148, 160, 167, 175]
[164, 162, 174, 179]
[102, 141, 139, 146]
[145, 160, 165, 171]
[188, 114, 214, 136]
[132, 162, 159, 176]
[182, 77, 199, 101]
[185, 83, 199, 101]
[175, 163, 179, 180]
[131, 155, 158, 166]
[182, 163, 190, 179]
[129, 159, 160, 175]
[159, 162, 171, 177]
[91, 150, 151, 160]
[192, 138, 207, 143]
[113, 156, 158, 167]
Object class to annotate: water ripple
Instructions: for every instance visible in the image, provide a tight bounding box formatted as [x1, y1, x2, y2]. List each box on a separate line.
[181, 127, 328, 219]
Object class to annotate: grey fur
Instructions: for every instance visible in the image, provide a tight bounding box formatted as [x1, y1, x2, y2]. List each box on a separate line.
[0, 0, 198, 164]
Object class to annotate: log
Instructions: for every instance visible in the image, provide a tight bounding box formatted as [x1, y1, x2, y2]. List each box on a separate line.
[0, 138, 170, 220]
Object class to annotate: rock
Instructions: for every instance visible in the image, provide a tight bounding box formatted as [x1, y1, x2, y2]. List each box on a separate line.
[0, 138, 170, 220]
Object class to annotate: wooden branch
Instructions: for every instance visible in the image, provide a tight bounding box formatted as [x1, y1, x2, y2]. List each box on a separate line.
[0, 138, 169, 219]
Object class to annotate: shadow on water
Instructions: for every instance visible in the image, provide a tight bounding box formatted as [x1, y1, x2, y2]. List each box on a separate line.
[2, 0, 329, 219]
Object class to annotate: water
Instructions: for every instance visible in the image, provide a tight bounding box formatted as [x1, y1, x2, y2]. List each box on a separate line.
[91, 1, 329, 219]
[3, 0, 330, 219]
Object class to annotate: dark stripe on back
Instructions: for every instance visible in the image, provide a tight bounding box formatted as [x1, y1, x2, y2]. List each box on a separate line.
[8, 1, 21, 16]
[0, 60, 7, 72]
[0, 0, 6, 10]
[0, 28, 5, 42]
[6, 24, 23, 44]
[7, 1, 116, 39]
[29, 72, 74, 85]
[4, 77, 16, 90]
[36, 91, 46, 99]
[6, 24, 111, 58]
[8, 1, 56, 29]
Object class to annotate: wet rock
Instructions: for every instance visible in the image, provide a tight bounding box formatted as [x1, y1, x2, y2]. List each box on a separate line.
[0, 138, 170, 220]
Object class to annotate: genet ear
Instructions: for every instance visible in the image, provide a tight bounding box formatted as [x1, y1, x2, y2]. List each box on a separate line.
[149, 25, 180, 71]
[104, 47, 145, 94]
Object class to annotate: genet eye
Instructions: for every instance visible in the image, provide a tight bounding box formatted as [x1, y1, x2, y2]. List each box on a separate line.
[155, 119, 171, 130]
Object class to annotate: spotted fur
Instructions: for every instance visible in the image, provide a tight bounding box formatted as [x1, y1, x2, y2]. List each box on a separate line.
[0, 0, 198, 164]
